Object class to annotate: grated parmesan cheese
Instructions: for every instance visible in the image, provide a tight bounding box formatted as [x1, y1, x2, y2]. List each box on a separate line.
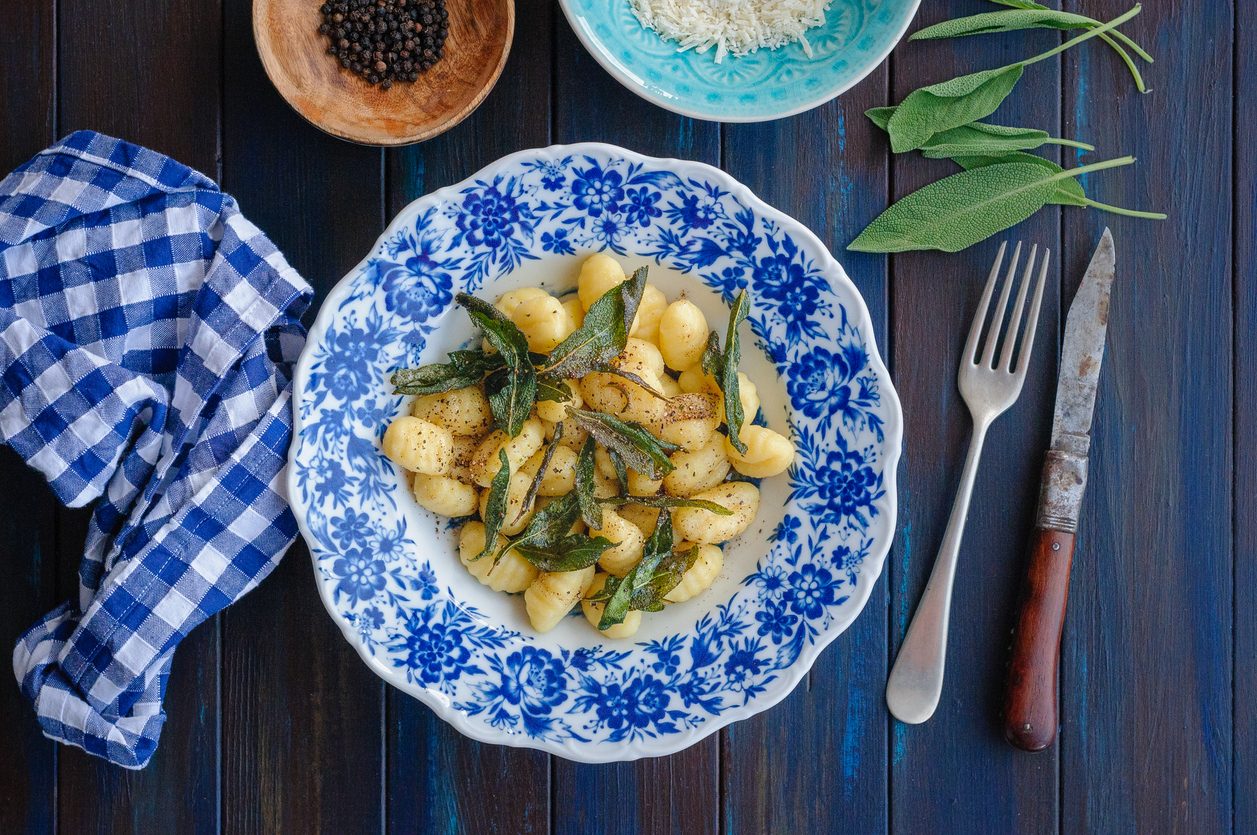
[629, 0, 831, 63]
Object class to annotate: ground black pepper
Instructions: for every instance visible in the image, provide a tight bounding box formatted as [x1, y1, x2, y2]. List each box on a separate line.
[319, 0, 447, 87]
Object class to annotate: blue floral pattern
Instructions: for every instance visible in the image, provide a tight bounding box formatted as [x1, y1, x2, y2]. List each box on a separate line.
[290, 145, 901, 761]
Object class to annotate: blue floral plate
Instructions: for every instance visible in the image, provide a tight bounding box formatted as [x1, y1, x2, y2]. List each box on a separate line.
[557, 0, 920, 122]
[289, 143, 902, 762]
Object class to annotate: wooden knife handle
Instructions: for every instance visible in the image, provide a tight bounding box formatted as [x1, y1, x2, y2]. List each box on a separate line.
[1003, 527, 1075, 751]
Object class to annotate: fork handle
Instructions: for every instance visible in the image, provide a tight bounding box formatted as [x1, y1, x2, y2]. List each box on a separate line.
[1003, 527, 1075, 751]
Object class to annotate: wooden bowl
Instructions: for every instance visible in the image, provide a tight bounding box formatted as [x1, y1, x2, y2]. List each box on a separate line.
[253, 0, 513, 146]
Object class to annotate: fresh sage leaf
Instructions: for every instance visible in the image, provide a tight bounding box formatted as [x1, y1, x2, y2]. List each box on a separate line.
[539, 266, 647, 379]
[477, 449, 511, 562]
[391, 350, 504, 396]
[514, 534, 618, 573]
[458, 293, 537, 438]
[719, 290, 750, 454]
[519, 423, 563, 522]
[887, 5, 1142, 153]
[565, 408, 680, 480]
[867, 108, 1093, 157]
[955, 152, 1166, 219]
[598, 495, 733, 515]
[573, 437, 603, 530]
[848, 156, 1138, 253]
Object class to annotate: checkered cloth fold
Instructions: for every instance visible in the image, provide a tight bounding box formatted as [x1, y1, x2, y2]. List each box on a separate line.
[1, 132, 312, 768]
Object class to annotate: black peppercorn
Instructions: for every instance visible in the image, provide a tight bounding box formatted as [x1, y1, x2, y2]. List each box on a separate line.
[319, 0, 445, 86]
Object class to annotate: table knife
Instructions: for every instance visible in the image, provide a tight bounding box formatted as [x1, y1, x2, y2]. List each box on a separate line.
[1002, 228, 1115, 751]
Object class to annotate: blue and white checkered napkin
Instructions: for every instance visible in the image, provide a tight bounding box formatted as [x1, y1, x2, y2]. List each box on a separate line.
[1, 132, 313, 768]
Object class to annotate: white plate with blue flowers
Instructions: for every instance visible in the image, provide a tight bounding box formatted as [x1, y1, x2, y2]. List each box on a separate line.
[289, 143, 902, 762]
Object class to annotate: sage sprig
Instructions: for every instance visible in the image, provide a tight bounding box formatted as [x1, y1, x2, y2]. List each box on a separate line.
[886, 5, 1142, 153]
[954, 152, 1166, 219]
[458, 293, 537, 437]
[911, 4, 1151, 92]
[565, 407, 681, 480]
[849, 156, 1141, 253]
[866, 107, 1093, 158]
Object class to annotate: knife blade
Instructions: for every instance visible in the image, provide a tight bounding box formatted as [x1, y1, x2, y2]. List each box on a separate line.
[1002, 229, 1116, 752]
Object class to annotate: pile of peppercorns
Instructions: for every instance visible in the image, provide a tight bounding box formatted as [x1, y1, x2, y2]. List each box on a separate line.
[319, 0, 448, 89]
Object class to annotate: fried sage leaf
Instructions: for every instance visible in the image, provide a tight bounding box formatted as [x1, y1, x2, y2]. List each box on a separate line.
[499, 492, 583, 563]
[519, 423, 563, 523]
[594, 508, 673, 628]
[514, 535, 617, 573]
[535, 376, 575, 404]
[720, 290, 750, 454]
[476, 449, 511, 562]
[565, 408, 680, 480]
[391, 349, 505, 396]
[598, 495, 733, 515]
[573, 436, 603, 530]
[459, 292, 537, 437]
[539, 266, 648, 379]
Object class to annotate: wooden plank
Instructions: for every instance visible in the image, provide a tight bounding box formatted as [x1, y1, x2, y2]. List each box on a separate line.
[719, 75, 890, 832]
[548, 16, 721, 835]
[1059, 1, 1233, 832]
[887, 2, 1061, 831]
[218, 0, 388, 832]
[54, 0, 222, 830]
[382, 6, 554, 835]
[0, 2, 59, 832]
[1235, 0, 1255, 830]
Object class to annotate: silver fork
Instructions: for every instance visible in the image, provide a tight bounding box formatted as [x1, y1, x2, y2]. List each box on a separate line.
[886, 242, 1049, 725]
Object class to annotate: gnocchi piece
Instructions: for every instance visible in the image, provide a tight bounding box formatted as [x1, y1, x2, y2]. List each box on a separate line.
[581, 371, 666, 430]
[659, 374, 683, 398]
[469, 420, 545, 487]
[458, 521, 538, 593]
[382, 416, 454, 475]
[536, 379, 583, 423]
[616, 503, 662, 539]
[410, 386, 493, 436]
[413, 474, 478, 517]
[525, 566, 596, 633]
[590, 508, 646, 577]
[594, 444, 619, 481]
[663, 433, 731, 498]
[716, 372, 761, 425]
[512, 293, 576, 354]
[593, 467, 621, 499]
[582, 574, 642, 638]
[494, 286, 549, 319]
[658, 300, 709, 372]
[664, 543, 724, 603]
[673, 482, 760, 545]
[613, 338, 667, 383]
[448, 434, 480, 484]
[678, 365, 720, 394]
[725, 425, 796, 478]
[627, 468, 664, 496]
[561, 296, 585, 330]
[520, 445, 579, 496]
[478, 471, 537, 536]
[660, 393, 720, 452]
[578, 253, 627, 311]
[629, 283, 668, 344]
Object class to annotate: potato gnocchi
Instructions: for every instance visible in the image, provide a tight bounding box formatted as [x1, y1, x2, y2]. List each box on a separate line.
[383, 254, 796, 638]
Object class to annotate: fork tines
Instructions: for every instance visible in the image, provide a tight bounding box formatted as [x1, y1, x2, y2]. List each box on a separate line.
[966, 241, 1050, 375]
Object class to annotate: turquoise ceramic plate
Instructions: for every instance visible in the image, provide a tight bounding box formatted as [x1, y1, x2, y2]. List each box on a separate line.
[557, 0, 920, 122]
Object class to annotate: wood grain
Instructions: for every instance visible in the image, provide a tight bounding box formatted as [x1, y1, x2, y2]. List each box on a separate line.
[1059, 1, 1233, 832]
[383, 5, 553, 833]
[1235, 0, 1256, 830]
[254, 0, 513, 145]
[0, 3, 58, 832]
[720, 80, 891, 834]
[549, 16, 722, 835]
[1004, 528, 1075, 752]
[887, 2, 1062, 831]
[54, 0, 223, 829]
[220, 0, 387, 830]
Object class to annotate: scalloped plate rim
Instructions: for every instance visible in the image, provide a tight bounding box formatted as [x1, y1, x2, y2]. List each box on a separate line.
[289, 141, 903, 762]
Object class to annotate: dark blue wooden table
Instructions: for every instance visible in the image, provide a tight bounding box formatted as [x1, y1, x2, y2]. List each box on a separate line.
[0, 0, 1248, 832]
